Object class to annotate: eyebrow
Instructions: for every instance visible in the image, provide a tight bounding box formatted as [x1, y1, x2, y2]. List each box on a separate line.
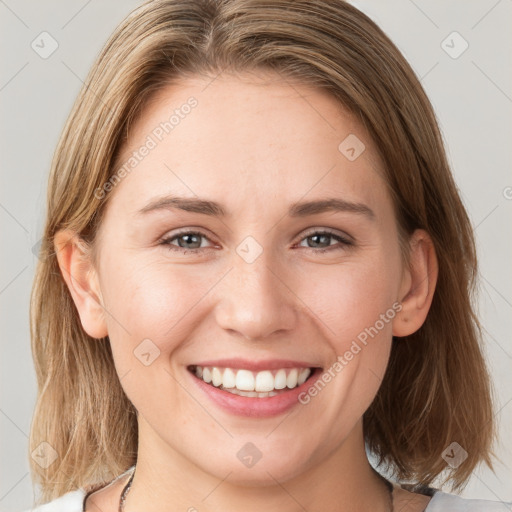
[136, 196, 375, 220]
[137, 196, 225, 216]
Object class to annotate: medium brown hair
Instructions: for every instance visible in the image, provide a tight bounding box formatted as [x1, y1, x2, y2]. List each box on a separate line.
[29, 0, 495, 503]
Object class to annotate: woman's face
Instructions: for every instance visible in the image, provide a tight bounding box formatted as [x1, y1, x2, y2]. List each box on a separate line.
[91, 72, 409, 483]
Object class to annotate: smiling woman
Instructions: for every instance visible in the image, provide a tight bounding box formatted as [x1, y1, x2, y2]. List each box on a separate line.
[25, 1, 510, 512]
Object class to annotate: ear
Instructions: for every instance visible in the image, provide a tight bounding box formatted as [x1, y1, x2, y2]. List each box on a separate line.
[392, 229, 438, 337]
[54, 229, 108, 339]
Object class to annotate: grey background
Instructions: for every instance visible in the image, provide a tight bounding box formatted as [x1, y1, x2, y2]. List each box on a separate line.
[1, 0, 511, 510]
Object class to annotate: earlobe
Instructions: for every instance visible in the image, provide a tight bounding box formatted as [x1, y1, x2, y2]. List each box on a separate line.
[54, 229, 108, 339]
[392, 229, 438, 337]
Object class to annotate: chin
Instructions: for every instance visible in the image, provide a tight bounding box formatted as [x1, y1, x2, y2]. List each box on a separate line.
[195, 448, 314, 487]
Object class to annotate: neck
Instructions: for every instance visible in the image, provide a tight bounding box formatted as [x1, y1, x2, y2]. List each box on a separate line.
[123, 417, 392, 512]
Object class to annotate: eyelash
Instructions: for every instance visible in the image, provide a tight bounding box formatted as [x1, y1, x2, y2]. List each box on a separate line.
[159, 229, 353, 255]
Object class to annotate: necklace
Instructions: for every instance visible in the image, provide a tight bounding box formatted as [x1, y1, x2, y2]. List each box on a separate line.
[118, 466, 394, 512]
[119, 466, 135, 512]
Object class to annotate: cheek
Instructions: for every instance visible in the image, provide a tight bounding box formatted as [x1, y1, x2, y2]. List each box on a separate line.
[99, 256, 214, 360]
[295, 252, 401, 348]
[98, 258, 222, 416]
[295, 255, 400, 423]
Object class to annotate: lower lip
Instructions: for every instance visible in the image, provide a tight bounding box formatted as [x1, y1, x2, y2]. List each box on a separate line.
[187, 367, 323, 418]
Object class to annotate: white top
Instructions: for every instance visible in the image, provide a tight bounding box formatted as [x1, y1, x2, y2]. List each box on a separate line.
[22, 488, 512, 511]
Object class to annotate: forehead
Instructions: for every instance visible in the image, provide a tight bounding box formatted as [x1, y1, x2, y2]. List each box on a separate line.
[106, 71, 390, 220]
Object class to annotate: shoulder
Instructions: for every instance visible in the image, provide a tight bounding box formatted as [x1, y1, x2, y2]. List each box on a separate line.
[22, 489, 86, 512]
[425, 490, 512, 511]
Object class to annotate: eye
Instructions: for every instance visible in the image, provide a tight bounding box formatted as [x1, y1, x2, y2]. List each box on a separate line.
[159, 228, 353, 255]
[159, 230, 215, 254]
[296, 230, 353, 253]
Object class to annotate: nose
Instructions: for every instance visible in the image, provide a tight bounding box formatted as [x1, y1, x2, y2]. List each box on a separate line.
[214, 248, 298, 341]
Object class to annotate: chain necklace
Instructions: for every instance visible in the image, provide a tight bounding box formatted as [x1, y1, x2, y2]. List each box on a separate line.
[118, 466, 394, 512]
[118, 466, 135, 512]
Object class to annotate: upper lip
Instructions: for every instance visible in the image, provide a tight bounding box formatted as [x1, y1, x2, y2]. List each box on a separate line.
[188, 358, 321, 372]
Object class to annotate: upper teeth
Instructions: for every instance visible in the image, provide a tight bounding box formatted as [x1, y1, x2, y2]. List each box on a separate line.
[193, 366, 312, 392]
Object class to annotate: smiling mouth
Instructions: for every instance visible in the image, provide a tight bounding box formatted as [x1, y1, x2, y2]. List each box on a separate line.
[187, 364, 319, 398]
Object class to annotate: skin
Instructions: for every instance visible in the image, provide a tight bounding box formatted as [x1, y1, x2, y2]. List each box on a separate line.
[55, 71, 438, 512]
